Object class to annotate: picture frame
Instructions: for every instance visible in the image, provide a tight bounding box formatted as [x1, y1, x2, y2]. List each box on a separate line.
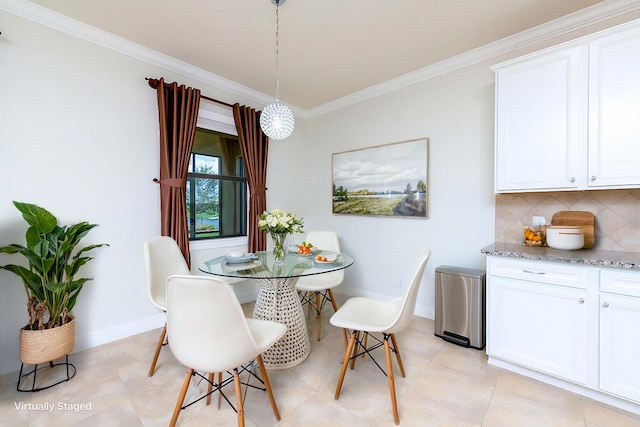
[332, 138, 429, 218]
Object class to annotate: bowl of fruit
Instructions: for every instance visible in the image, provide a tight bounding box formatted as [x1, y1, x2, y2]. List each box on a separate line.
[523, 226, 545, 247]
[296, 241, 316, 257]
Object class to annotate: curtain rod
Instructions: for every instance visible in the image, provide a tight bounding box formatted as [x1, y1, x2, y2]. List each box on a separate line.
[146, 77, 234, 108]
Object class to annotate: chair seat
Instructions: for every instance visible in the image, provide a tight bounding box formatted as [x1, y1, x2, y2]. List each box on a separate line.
[329, 297, 401, 333]
[246, 318, 287, 352]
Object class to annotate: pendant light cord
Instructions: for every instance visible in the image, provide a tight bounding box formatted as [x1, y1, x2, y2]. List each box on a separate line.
[274, 1, 281, 102]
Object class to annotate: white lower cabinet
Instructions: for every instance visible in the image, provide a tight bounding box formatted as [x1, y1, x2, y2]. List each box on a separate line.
[489, 276, 589, 384]
[599, 270, 640, 403]
[487, 256, 640, 412]
[488, 258, 590, 384]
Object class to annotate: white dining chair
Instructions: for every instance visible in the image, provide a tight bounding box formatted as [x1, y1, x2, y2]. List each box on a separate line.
[166, 274, 286, 427]
[330, 250, 431, 425]
[295, 231, 347, 343]
[143, 236, 191, 377]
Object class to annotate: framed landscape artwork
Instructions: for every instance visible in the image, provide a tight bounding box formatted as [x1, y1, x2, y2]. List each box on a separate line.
[332, 138, 429, 218]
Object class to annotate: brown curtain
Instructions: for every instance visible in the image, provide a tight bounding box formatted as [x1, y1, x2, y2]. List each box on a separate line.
[233, 104, 269, 253]
[149, 78, 201, 267]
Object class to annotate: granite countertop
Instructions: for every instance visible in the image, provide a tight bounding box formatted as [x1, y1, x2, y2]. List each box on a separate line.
[481, 242, 640, 271]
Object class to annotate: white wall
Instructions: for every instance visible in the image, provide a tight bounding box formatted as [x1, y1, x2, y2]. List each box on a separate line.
[267, 63, 497, 319]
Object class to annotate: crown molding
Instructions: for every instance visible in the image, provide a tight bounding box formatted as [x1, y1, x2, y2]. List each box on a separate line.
[0, 0, 279, 110]
[2, 0, 639, 120]
[305, 0, 640, 118]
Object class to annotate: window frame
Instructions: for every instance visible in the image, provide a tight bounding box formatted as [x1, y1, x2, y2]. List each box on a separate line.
[189, 100, 248, 250]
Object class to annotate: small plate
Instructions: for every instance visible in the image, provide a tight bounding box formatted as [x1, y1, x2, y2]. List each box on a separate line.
[314, 256, 338, 265]
[225, 258, 254, 265]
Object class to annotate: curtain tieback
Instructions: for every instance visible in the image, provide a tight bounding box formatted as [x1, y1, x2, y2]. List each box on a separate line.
[252, 186, 267, 192]
[153, 177, 187, 188]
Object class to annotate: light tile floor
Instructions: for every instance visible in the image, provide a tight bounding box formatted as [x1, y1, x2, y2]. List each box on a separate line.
[2, 295, 640, 427]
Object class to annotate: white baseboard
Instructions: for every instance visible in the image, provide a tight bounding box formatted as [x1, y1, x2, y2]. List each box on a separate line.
[74, 313, 166, 353]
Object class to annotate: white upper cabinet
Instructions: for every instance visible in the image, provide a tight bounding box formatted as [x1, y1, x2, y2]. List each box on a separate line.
[494, 47, 587, 192]
[588, 26, 640, 188]
[493, 21, 640, 193]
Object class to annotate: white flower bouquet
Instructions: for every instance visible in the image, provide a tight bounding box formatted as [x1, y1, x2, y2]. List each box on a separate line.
[258, 209, 304, 235]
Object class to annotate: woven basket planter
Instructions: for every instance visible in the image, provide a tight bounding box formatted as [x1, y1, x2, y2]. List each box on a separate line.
[19, 316, 75, 365]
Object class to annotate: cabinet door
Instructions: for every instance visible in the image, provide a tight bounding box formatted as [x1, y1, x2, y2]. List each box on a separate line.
[600, 293, 640, 402]
[589, 25, 640, 188]
[494, 46, 587, 192]
[488, 276, 589, 384]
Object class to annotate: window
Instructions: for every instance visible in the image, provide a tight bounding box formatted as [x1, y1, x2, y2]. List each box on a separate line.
[186, 128, 247, 240]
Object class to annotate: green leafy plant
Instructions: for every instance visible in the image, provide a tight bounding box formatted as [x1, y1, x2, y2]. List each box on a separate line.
[0, 201, 108, 330]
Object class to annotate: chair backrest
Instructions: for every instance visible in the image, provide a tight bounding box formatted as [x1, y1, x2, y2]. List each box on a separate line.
[386, 250, 431, 334]
[306, 231, 340, 253]
[302, 230, 343, 284]
[166, 274, 263, 372]
[144, 236, 191, 310]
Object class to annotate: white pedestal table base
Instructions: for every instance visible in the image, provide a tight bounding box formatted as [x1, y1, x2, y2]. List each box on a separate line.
[253, 276, 310, 370]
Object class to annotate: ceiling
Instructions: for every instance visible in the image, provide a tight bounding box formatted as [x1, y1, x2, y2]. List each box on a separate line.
[22, 0, 617, 112]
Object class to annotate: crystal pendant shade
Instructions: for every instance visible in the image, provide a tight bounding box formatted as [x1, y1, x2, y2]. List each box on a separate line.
[260, 101, 295, 140]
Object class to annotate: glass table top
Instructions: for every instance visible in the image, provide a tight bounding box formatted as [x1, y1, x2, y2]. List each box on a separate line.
[199, 250, 354, 280]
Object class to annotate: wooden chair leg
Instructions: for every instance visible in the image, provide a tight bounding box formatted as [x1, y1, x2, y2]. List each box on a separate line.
[217, 372, 223, 409]
[327, 289, 348, 346]
[206, 372, 214, 405]
[306, 292, 313, 319]
[384, 337, 400, 425]
[148, 323, 166, 377]
[169, 368, 193, 427]
[233, 368, 245, 427]
[350, 331, 361, 369]
[335, 330, 357, 399]
[327, 288, 340, 312]
[316, 291, 322, 341]
[204, 372, 224, 407]
[390, 334, 406, 378]
[362, 333, 368, 358]
[256, 355, 281, 421]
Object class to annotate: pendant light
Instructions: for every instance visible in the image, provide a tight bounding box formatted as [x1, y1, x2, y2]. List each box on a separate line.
[260, 0, 295, 140]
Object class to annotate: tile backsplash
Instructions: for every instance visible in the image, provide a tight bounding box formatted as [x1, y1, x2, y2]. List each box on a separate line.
[495, 190, 640, 252]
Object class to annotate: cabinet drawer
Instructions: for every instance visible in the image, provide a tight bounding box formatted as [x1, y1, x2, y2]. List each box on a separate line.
[600, 269, 640, 297]
[488, 257, 588, 289]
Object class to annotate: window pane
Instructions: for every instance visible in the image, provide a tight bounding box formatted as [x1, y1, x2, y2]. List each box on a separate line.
[187, 177, 247, 239]
[194, 153, 219, 175]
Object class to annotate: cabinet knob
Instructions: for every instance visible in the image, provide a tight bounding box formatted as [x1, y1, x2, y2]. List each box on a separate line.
[570, 177, 576, 183]
[603, 302, 610, 308]
[591, 175, 596, 181]
[579, 298, 585, 304]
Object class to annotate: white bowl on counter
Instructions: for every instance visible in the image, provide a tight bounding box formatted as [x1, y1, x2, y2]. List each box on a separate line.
[546, 226, 584, 250]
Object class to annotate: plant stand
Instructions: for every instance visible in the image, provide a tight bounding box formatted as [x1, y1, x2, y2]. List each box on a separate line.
[16, 316, 76, 392]
[17, 356, 76, 392]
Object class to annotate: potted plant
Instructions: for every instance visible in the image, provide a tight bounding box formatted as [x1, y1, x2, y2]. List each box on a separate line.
[0, 201, 108, 365]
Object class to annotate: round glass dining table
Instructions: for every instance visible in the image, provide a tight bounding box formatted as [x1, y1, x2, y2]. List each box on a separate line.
[199, 250, 354, 369]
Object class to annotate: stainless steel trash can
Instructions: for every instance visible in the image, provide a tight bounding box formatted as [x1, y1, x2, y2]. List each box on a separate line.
[434, 265, 486, 349]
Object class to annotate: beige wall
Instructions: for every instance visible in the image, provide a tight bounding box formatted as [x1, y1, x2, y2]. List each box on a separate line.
[496, 190, 640, 251]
